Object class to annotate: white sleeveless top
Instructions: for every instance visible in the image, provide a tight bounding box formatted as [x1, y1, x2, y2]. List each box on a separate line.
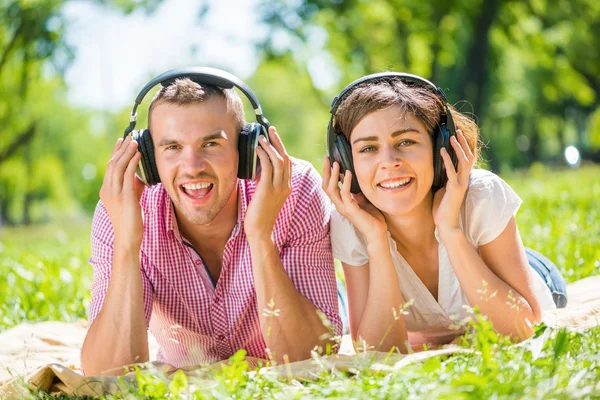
[331, 169, 556, 345]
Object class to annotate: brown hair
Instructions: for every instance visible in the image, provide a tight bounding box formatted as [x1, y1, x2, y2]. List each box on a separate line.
[148, 78, 245, 132]
[334, 78, 481, 160]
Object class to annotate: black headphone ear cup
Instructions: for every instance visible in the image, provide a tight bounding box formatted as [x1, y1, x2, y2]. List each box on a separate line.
[432, 126, 446, 192]
[133, 129, 160, 186]
[432, 123, 458, 192]
[333, 134, 361, 194]
[238, 123, 263, 180]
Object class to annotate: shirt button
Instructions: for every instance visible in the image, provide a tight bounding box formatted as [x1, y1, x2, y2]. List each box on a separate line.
[217, 334, 226, 341]
[195, 260, 201, 265]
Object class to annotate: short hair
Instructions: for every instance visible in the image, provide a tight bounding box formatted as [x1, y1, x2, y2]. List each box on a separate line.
[148, 78, 245, 132]
[334, 78, 481, 161]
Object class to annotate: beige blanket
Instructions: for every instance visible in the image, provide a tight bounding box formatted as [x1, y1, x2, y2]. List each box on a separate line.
[1, 276, 599, 398]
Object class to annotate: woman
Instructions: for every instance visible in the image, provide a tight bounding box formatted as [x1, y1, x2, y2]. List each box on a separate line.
[323, 72, 567, 352]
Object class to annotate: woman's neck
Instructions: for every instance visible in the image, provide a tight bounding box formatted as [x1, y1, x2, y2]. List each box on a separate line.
[383, 191, 438, 256]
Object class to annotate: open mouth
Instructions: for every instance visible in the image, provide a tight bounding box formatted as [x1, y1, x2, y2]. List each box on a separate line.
[377, 177, 413, 191]
[180, 182, 214, 200]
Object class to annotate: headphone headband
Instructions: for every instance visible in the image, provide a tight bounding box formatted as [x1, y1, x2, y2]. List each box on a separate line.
[124, 67, 268, 137]
[329, 72, 448, 116]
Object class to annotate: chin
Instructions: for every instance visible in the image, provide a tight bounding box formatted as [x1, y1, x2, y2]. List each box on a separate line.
[371, 197, 414, 216]
[185, 209, 218, 226]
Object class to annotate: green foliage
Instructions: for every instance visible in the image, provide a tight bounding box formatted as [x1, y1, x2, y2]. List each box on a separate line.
[249, 53, 332, 167]
[0, 0, 165, 225]
[259, 0, 600, 171]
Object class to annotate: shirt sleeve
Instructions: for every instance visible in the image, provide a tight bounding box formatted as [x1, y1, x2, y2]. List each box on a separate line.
[279, 162, 343, 337]
[330, 208, 369, 266]
[463, 170, 523, 246]
[87, 200, 154, 329]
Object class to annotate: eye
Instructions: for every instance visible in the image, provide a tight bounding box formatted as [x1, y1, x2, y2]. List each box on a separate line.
[359, 145, 377, 153]
[397, 139, 415, 147]
[203, 141, 219, 148]
[166, 144, 180, 151]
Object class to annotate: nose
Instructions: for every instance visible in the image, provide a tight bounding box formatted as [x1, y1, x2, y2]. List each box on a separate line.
[182, 147, 208, 173]
[380, 145, 403, 170]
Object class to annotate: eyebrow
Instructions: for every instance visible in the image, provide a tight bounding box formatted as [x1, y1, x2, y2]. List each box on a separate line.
[352, 128, 421, 145]
[157, 131, 227, 147]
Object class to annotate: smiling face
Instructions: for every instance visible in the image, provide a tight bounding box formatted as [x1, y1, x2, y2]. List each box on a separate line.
[350, 105, 434, 216]
[151, 98, 239, 226]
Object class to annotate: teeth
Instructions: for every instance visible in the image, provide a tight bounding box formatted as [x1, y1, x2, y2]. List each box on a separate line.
[182, 182, 212, 190]
[379, 178, 411, 188]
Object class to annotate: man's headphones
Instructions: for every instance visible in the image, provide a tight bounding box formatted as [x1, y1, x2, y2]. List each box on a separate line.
[123, 67, 270, 186]
[327, 72, 458, 194]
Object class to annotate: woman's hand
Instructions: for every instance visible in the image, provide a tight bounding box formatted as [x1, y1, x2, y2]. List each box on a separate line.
[433, 129, 475, 235]
[322, 157, 387, 241]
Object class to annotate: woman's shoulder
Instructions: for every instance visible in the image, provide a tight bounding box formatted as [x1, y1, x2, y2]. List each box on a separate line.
[466, 169, 520, 203]
[462, 169, 523, 246]
[330, 207, 370, 266]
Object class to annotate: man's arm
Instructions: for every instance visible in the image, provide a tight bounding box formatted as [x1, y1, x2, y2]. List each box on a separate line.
[81, 236, 150, 375]
[81, 137, 150, 376]
[250, 237, 338, 363]
[244, 127, 341, 363]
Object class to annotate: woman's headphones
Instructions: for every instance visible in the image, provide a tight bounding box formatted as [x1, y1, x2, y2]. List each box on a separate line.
[123, 67, 270, 186]
[326, 72, 458, 194]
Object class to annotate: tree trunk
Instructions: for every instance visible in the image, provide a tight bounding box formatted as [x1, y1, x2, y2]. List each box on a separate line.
[459, 0, 502, 119]
[0, 121, 37, 164]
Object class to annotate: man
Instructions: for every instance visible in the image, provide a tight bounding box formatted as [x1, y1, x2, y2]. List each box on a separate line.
[81, 75, 342, 376]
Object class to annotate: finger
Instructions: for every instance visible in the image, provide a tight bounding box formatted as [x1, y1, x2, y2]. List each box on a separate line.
[441, 148, 457, 183]
[457, 129, 474, 162]
[268, 127, 292, 188]
[109, 135, 132, 164]
[255, 146, 273, 186]
[112, 139, 139, 191]
[339, 170, 356, 208]
[450, 135, 469, 164]
[122, 150, 142, 194]
[322, 157, 331, 191]
[111, 137, 124, 156]
[259, 135, 284, 185]
[284, 149, 292, 191]
[450, 136, 469, 176]
[267, 126, 289, 157]
[104, 137, 126, 188]
[326, 161, 343, 207]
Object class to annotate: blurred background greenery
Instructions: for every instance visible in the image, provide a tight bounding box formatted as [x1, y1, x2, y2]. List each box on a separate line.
[0, 0, 598, 226]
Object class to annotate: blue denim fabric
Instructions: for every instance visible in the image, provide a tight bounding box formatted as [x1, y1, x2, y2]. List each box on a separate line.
[337, 279, 350, 334]
[526, 247, 568, 308]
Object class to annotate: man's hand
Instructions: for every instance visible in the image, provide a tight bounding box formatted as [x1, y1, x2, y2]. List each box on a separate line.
[99, 136, 145, 249]
[244, 126, 292, 241]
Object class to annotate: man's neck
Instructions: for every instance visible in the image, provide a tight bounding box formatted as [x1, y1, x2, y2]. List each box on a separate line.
[175, 184, 240, 251]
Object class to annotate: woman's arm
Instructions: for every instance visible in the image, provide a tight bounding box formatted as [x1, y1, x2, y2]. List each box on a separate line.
[323, 157, 408, 352]
[439, 217, 542, 341]
[342, 239, 409, 353]
[435, 130, 541, 341]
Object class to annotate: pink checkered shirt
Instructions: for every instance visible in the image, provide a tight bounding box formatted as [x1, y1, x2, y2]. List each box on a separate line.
[87, 158, 341, 368]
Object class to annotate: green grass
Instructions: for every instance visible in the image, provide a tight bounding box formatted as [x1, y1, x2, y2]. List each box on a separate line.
[506, 164, 600, 281]
[0, 220, 92, 330]
[1, 164, 599, 398]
